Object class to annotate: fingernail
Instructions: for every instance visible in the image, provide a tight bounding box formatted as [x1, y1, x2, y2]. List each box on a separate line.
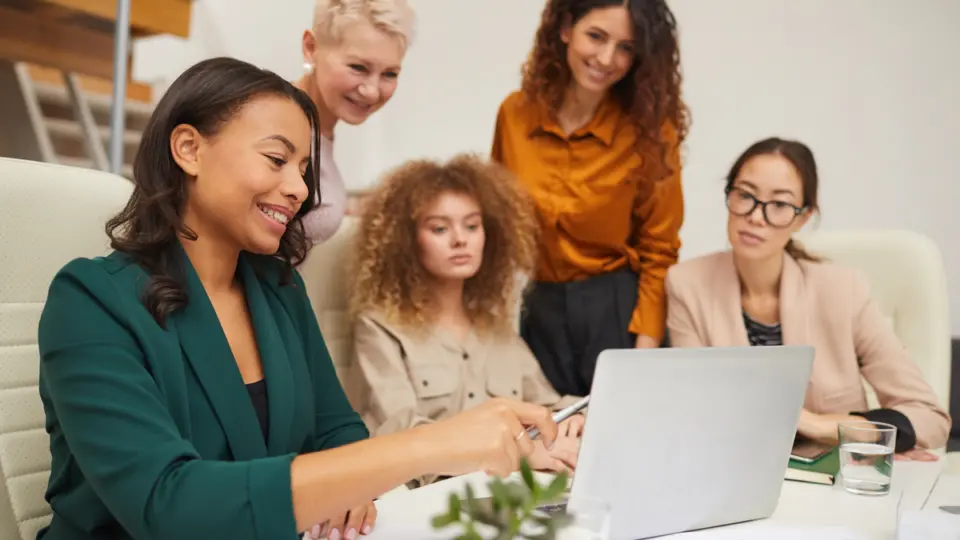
[362, 525, 372, 535]
[329, 529, 340, 540]
[346, 528, 357, 539]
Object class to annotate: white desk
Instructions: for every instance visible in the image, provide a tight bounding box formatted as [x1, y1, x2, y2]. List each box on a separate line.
[368, 459, 948, 539]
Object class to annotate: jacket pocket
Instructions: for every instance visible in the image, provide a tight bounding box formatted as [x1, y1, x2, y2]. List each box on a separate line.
[409, 362, 459, 399]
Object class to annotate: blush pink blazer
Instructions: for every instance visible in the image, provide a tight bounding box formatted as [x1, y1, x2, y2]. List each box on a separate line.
[665, 251, 950, 450]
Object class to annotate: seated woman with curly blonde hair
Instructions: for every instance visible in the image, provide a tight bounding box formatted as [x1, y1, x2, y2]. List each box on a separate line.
[344, 154, 584, 487]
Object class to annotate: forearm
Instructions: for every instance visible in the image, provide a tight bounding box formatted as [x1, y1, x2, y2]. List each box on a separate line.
[290, 426, 440, 530]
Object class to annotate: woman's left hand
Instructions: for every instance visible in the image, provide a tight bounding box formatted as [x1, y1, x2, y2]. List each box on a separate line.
[559, 413, 585, 438]
[895, 448, 940, 462]
[303, 501, 377, 540]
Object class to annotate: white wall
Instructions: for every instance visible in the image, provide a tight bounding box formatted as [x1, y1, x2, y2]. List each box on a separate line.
[133, 0, 960, 334]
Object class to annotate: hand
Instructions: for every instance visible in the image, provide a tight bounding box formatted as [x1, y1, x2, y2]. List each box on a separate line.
[635, 335, 659, 349]
[528, 417, 584, 472]
[303, 501, 377, 540]
[895, 448, 940, 462]
[797, 409, 861, 444]
[418, 398, 557, 478]
[559, 413, 585, 438]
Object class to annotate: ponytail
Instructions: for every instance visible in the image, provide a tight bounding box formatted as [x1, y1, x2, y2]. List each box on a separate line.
[785, 238, 822, 262]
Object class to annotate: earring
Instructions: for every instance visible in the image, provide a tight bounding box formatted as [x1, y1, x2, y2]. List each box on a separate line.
[303, 62, 314, 73]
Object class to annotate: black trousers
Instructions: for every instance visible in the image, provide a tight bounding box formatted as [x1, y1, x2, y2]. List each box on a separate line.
[520, 268, 639, 397]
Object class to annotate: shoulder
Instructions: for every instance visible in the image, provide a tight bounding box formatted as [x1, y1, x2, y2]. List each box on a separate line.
[40, 253, 147, 351]
[496, 90, 538, 122]
[354, 310, 404, 342]
[45, 252, 145, 305]
[666, 251, 732, 293]
[797, 258, 871, 302]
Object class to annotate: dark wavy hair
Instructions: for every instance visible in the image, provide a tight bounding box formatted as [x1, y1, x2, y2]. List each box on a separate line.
[106, 57, 322, 326]
[521, 0, 689, 181]
[725, 137, 822, 262]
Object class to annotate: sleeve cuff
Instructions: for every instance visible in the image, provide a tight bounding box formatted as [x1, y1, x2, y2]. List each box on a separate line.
[628, 310, 664, 343]
[249, 454, 298, 539]
[851, 409, 917, 453]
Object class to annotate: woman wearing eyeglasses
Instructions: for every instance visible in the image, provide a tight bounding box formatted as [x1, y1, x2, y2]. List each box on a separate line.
[664, 137, 950, 459]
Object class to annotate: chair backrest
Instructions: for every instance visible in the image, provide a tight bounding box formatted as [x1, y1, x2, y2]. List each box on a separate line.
[298, 217, 359, 383]
[0, 158, 132, 540]
[795, 229, 952, 410]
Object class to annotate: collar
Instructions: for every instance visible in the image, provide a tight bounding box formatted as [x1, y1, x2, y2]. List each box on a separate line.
[527, 94, 622, 147]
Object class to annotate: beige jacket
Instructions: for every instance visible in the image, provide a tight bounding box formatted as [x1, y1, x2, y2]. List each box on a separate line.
[344, 312, 579, 439]
[665, 251, 950, 450]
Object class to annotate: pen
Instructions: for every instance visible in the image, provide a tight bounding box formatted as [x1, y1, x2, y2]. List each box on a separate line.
[526, 395, 590, 440]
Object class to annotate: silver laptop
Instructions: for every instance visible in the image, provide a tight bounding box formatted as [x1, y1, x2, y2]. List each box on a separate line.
[564, 345, 814, 540]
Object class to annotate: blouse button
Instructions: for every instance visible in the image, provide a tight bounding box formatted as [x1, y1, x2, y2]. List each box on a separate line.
[462, 352, 469, 360]
[468, 392, 475, 399]
[512, 390, 518, 396]
[422, 380, 429, 387]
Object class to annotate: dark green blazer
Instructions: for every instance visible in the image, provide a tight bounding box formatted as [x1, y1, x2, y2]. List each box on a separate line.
[36, 246, 369, 540]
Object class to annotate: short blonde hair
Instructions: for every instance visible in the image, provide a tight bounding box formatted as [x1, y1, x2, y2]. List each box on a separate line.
[313, 0, 415, 48]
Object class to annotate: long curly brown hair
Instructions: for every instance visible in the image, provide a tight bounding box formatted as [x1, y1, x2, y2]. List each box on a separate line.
[348, 154, 538, 335]
[521, 0, 690, 181]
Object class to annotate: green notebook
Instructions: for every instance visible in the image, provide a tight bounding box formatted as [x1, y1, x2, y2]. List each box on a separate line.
[785, 447, 840, 485]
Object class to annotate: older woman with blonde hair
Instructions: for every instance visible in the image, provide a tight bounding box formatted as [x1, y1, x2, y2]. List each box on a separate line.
[296, 0, 415, 244]
[344, 154, 586, 489]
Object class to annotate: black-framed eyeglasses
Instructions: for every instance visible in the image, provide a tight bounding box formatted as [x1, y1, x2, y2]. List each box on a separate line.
[725, 186, 806, 228]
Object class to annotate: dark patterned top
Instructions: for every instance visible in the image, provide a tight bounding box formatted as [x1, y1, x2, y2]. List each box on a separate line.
[743, 311, 783, 346]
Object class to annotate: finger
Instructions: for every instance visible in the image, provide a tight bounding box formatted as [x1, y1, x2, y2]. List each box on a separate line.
[504, 426, 522, 473]
[328, 513, 347, 540]
[361, 503, 377, 535]
[506, 400, 558, 447]
[572, 414, 586, 436]
[344, 506, 365, 539]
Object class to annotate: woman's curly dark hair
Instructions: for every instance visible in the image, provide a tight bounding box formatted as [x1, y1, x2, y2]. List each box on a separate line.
[106, 57, 322, 327]
[521, 0, 690, 181]
[348, 154, 538, 335]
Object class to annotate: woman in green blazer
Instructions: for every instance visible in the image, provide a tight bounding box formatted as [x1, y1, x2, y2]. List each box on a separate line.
[36, 57, 559, 540]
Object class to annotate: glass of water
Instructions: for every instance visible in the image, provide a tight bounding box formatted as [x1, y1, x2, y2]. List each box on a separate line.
[838, 421, 897, 496]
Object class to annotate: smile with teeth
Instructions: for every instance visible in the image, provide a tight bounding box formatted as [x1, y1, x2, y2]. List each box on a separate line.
[258, 204, 289, 225]
[346, 97, 372, 110]
[585, 64, 611, 80]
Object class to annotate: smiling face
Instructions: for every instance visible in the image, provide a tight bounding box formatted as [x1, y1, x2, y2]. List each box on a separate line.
[561, 5, 636, 98]
[415, 190, 485, 283]
[726, 153, 811, 261]
[304, 19, 405, 126]
[172, 94, 312, 255]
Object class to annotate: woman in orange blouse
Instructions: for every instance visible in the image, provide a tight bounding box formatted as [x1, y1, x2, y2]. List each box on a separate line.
[491, 0, 689, 396]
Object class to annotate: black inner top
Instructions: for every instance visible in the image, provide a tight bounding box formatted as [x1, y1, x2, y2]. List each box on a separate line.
[246, 379, 269, 442]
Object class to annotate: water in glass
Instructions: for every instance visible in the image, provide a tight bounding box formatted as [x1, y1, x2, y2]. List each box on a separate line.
[839, 441, 894, 495]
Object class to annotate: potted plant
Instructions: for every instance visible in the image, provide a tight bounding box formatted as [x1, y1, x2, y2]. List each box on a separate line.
[431, 459, 573, 539]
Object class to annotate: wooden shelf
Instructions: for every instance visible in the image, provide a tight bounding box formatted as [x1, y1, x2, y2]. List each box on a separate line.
[0, 0, 192, 80]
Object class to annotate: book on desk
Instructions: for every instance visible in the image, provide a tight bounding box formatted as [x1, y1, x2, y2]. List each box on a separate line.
[785, 446, 840, 485]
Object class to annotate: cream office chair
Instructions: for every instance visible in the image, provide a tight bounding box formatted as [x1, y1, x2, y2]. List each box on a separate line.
[795, 229, 952, 412]
[298, 216, 359, 385]
[0, 158, 132, 540]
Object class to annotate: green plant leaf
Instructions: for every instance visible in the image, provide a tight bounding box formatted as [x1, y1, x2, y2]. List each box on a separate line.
[449, 492, 462, 519]
[489, 476, 511, 512]
[541, 472, 568, 502]
[521, 459, 537, 495]
[431, 513, 457, 529]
